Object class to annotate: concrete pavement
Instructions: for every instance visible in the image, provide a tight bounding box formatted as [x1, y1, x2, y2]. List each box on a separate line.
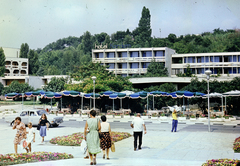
[0, 118, 239, 166]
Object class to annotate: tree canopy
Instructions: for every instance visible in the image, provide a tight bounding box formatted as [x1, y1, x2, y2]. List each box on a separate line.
[0, 47, 6, 77]
[44, 77, 67, 92]
[3, 80, 34, 95]
[65, 63, 133, 93]
[145, 60, 168, 77]
[20, 43, 29, 58]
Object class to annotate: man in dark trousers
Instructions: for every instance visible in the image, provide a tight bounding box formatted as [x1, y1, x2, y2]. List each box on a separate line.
[130, 113, 147, 151]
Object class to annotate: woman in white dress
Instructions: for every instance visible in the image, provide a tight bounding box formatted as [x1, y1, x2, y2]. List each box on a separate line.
[25, 122, 35, 153]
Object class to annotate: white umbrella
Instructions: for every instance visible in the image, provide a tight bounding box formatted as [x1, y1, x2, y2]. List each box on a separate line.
[223, 90, 240, 96]
[223, 90, 240, 113]
[203, 92, 224, 115]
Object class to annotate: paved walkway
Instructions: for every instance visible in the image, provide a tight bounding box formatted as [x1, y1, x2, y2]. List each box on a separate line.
[0, 119, 239, 166]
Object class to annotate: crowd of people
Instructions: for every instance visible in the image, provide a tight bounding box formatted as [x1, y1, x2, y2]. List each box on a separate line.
[12, 114, 49, 154]
[12, 108, 179, 166]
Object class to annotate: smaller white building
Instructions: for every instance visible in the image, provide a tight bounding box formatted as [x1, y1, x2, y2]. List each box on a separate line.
[2, 47, 28, 77]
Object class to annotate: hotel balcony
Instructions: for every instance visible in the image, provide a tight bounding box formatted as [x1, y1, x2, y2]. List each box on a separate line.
[93, 57, 165, 63]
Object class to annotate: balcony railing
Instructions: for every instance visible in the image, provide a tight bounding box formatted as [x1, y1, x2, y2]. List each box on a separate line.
[93, 57, 165, 63]
[107, 68, 148, 74]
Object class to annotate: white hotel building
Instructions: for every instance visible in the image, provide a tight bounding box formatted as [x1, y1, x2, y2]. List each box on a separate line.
[92, 47, 176, 77]
[92, 47, 240, 78]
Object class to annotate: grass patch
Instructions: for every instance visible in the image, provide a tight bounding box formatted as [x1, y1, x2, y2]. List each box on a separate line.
[50, 132, 132, 146]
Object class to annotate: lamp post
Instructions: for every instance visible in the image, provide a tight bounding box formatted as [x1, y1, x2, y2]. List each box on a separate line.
[92, 76, 96, 110]
[205, 70, 212, 132]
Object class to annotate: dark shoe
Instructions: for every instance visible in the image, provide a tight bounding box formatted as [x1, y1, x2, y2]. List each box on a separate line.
[93, 158, 96, 165]
[107, 157, 110, 160]
[138, 147, 142, 150]
[103, 154, 105, 159]
[84, 156, 89, 159]
[90, 162, 93, 165]
[134, 148, 136, 151]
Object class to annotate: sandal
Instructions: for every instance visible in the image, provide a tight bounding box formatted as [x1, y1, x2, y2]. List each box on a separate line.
[103, 154, 105, 159]
[93, 158, 96, 165]
[107, 157, 110, 160]
[90, 162, 93, 165]
[84, 156, 89, 159]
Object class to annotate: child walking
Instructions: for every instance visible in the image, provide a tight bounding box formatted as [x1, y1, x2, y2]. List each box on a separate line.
[25, 122, 35, 153]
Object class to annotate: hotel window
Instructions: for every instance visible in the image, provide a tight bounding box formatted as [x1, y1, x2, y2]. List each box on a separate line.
[99, 53, 104, 58]
[224, 68, 232, 74]
[205, 56, 209, 62]
[184, 57, 187, 63]
[197, 57, 204, 63]
[155, 51, 164, 57]
[107, 52, 115, 58]
[224, 56, 232, 62]
[130, 52, 139, 57]
[214, 56, 222, 62]
[187, 57, 195, 63]
[233, 67, 237, 74]
[118, 63, 127, 69]
[197, 68, 204, 74]
[142, 51, 152, 57]
[214, 68, 222, 74]
[238, 68, 240, 73]
[121, 74, 127, 77]
[210, 56, 213, 62]
[130, 63, 139, 68]
[233, 55, 237, 62]
[238, 55, 240, 62]
[106, 63, 115, 69]
[142, 62, 150, 68]
[118, 52, 127, 58]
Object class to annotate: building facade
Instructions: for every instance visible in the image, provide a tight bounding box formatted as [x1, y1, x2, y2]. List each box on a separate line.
[2, 47, 28, 76]
[92, 47, 176, 77]
[92, 47, 240, 78]
[171, 52, 240, 77]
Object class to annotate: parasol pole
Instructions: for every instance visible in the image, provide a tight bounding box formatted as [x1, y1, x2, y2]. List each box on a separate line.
[153, 95, 154, 110]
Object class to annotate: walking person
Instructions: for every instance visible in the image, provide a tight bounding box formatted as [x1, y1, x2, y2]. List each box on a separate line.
[39, 114, 49, 143]
[100, 115, 112, 160]
[130, 113, 147, 151]
[12, 117, 26, 154]
[84, 110, 101, 165]
[171, 109, 178, 132]
[25, 122, 35, 153]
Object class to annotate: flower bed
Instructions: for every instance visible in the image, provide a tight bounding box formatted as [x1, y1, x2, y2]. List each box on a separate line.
[202, 159, 239, 166]
[50, 131, 132, 146]
[0, 152, 73, 166]
[234, 136, 240, 153]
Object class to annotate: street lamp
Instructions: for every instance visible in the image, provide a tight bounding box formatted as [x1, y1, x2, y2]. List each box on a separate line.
[205, 70, 212, 132]
[92, 76, 97, 110]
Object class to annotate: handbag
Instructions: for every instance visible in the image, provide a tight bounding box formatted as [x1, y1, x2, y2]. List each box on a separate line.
[80, 140, 87, 154]
[111, 142, 115, 152]
[37, 124, 40, 130]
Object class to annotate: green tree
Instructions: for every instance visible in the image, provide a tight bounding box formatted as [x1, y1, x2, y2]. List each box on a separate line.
[3, 80, 33, 94]
[44, 77, 67, 92]
[66, 63, 133, 93]
[146, 60, 168, 77]
[28, 49, 39, 75]
[0, 82, 4, 95]
[0, 47, 6, 76]
[176, 64, 193, 77]
[81, 31, 92, 54]
[132, 6, 152, 46]
[20, 43, 29, 58]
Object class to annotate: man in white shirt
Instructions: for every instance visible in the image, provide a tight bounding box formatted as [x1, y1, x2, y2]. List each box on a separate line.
[130, 113, 147, 151]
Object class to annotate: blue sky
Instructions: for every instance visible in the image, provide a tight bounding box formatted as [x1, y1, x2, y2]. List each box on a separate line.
[0, 0, 240, 49]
